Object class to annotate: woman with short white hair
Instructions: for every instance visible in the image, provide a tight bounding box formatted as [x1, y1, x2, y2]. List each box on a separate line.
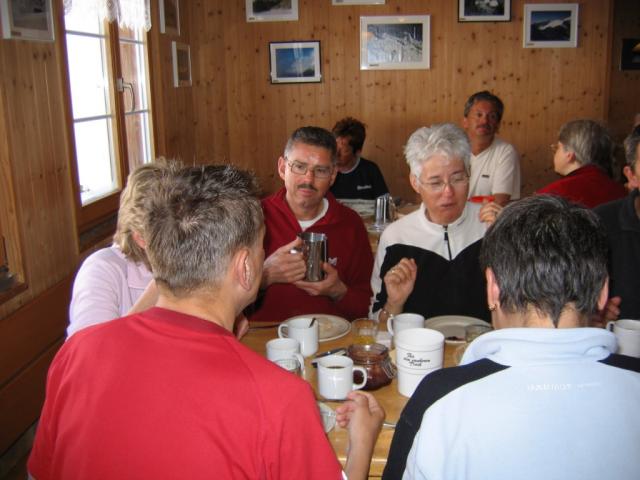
[370, 123, 501, 324]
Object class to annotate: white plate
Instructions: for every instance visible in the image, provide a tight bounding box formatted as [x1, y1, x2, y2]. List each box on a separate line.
[317, 401, 336, 433]
[285, 314, 351, 342]
[424, 316, 491, 344]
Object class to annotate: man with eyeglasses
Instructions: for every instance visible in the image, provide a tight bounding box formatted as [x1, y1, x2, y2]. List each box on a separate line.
[463, 90, 520, 206]
[371, 124, 501, 324]
[248, 126, 374, 323]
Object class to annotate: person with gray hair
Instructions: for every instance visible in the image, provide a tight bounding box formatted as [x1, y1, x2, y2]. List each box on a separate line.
[537, 119, 626, 208]
[29, 164, 385, 480]
[462, 90, 521, 205]
[384, 195, 640, 480]
[595, 125, 640, 320]
[249, 126, 374, 323]
[370, 124, 501, 324]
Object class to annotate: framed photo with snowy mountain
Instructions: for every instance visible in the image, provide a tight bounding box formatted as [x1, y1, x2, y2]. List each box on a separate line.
[360, 15, 430, 70]
[523, 3, 578, 48]
[459, 0, 510, 22]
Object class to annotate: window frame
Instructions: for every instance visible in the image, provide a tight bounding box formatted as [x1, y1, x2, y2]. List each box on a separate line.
[60, 17, 154, 233]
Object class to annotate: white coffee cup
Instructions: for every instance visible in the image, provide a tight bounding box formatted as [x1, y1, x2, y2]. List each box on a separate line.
[397, 364, 439, 398]
[387, 313, 425, 336]
[395, 327, 445, 370]
[607, 319, 640, 357]
[274, 357, 303, 376]
[266, 338, 306, 374]
[317, 354, 367, 400]
[278, 317, 319, 357]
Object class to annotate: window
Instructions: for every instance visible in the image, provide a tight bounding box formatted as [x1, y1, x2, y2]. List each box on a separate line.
[63, 9, 154, 230]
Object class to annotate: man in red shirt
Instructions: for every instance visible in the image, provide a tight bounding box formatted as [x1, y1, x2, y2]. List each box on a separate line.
[28, 165, 383, 480]
[250, 126, 374, 323]
[537, 119, 626, 208]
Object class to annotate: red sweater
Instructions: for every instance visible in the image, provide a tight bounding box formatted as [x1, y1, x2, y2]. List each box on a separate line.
[249, 188, 373, 322]
[536, 164, 626, 208]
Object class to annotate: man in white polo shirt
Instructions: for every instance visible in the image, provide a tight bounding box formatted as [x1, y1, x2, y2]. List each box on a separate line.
[463, 90, 520, 206]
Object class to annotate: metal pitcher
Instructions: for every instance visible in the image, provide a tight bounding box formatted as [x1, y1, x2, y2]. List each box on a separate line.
[298, 232, 327, 282]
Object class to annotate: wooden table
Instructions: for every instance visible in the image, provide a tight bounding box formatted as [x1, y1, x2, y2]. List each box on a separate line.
[242, 322, 457, 478]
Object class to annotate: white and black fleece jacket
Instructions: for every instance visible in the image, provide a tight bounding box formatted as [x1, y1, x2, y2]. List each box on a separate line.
[369, 202, 490, 322]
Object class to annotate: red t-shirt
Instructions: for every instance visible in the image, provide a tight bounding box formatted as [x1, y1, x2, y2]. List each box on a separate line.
[536, 164, 626, 208]
[28, 307, 342, 479]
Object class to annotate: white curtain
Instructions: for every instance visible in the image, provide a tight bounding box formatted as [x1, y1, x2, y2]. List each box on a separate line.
[63, 0, 152, 32]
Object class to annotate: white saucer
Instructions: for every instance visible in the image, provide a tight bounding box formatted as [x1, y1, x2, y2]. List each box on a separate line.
[284, 314, 351, 342]
[424, 315, 491, 344]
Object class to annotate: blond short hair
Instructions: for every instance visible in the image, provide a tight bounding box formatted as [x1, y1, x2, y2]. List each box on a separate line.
[113, 160, 177, 268]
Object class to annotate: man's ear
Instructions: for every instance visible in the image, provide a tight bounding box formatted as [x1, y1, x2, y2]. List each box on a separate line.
[277, 156, 287, 181]
[233, 249, 252, 291]
[485, 267, 501, 309]
[409, 174, 421, 195]
[597, 278, 610, 312]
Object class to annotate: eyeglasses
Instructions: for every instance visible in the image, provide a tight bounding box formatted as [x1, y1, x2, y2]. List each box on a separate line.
[416, 172, 469, 193]
[287, 160, 333, 179]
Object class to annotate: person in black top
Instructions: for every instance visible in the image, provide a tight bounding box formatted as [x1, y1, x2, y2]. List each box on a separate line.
[330, 117, 389, 200]
[595, 125, 640, 320]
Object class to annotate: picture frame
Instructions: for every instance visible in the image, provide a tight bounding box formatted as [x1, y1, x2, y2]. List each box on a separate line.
[458, 0, 510, 23]
[360, 15, 430, 71]
[172, 41, 191, 87]
[620, 38, 640, 71]
[269, 41, 321, 84]
[0, 0, 55, 42]
[523, 3, 578, 49]
[159, 0, 180, 36]
[332, 0, 385, 5]
[246, 0, 298, 23]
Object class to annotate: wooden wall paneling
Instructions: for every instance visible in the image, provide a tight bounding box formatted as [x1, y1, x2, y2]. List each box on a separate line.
[252, 25, 286, 192]
[0, 341, 62, 455]
[608, 0, 640, 142]
[188, 0, 616, 200]
[0, 276, 71, 384]
[148, 0, 196, 164]
[147, 1, 168, 160]
[223, 2, 261, 175]
[191, 2, 230, 166]
[0, 30, 77, 318]
[0, 49, 25, 291]
[0, 275, 71, 454]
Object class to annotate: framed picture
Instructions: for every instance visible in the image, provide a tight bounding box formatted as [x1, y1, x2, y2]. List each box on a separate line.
[458, 0, 510, 22]
[360, 15, 430, 71]
[332, 0, 385, 4]
[269, 41, 321, 84]
[620, 38, 640, 71]
[246, 0, 298, 22]
[0, 0, 54, 41]
[172, 41, 191, 87]
[159, 0, 180, 35]
[523, 3, 578, 48]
